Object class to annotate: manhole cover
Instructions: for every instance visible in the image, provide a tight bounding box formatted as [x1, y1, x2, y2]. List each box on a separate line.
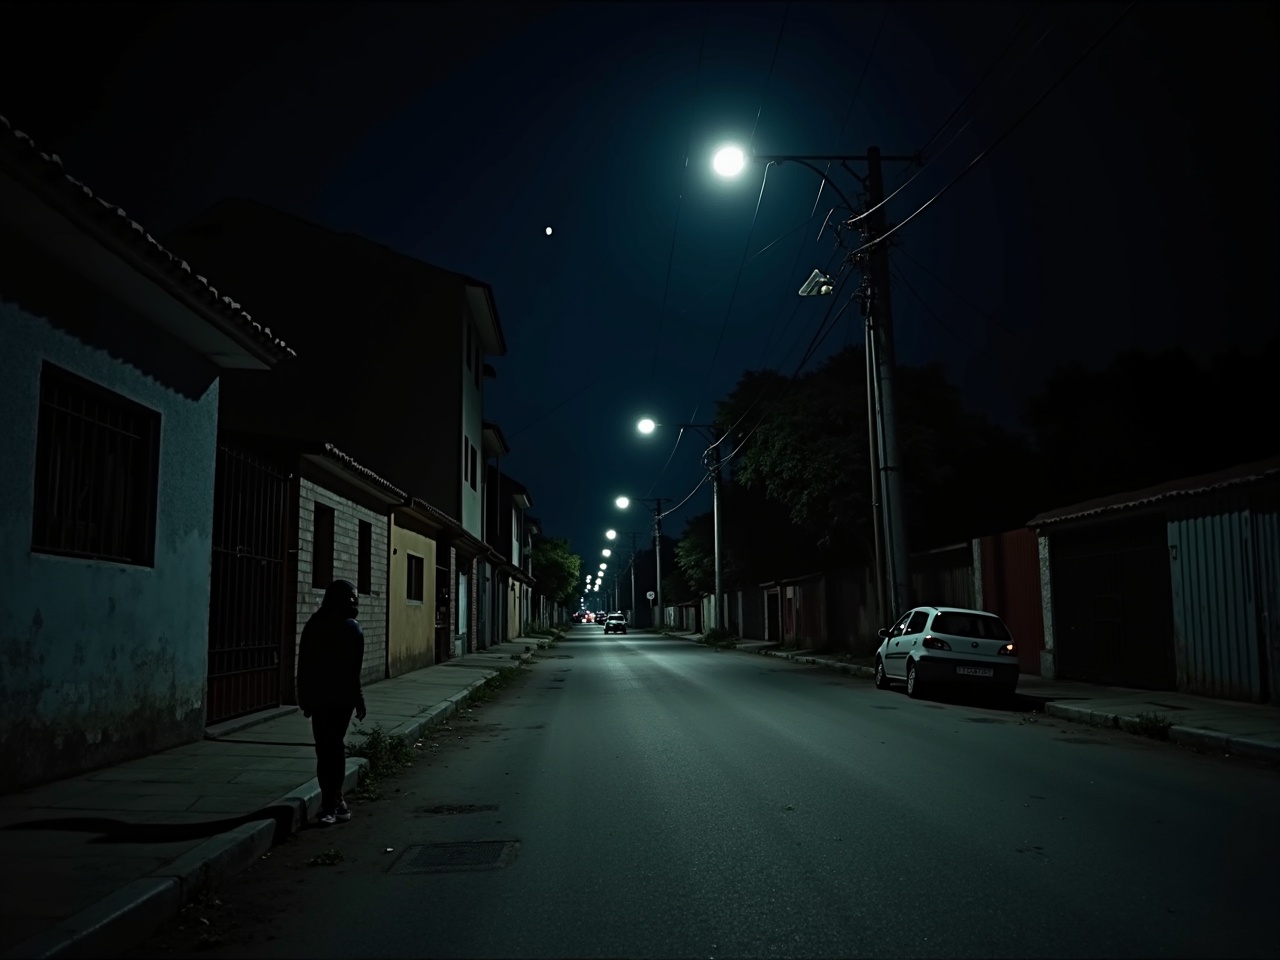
[390, 841, 519, 874]
[421, 803, 499, 815]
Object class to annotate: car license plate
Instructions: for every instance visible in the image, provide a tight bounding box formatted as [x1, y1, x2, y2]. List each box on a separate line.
[956, 666, 994, 678]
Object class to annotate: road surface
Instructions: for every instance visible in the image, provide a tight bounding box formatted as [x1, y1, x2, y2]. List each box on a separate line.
[138, 626, 1280, 959]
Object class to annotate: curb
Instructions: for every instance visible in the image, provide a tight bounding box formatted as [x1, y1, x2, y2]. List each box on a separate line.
[1043, 703, 1280, 764]
[3, 659, 530, 960]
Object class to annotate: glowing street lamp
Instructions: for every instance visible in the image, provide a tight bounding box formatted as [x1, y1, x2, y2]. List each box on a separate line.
[615, 496, 630, 509]
[606, 529, 617, 540]
[602, 548, 612, 558]
[712, 144, 746, 177]
[637, 417, 656, 435]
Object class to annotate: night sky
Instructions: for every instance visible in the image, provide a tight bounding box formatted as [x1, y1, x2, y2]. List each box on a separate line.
[2, 1, 1275, 565]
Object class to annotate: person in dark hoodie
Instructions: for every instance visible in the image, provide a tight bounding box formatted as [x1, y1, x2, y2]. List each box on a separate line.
[297, 578, 368, 826]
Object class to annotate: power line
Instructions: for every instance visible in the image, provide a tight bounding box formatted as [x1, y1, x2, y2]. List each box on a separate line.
[895, 242, 1039, 345]
[889, 264, 980, 350]
[917, 4, 1041, 157]
[649, 21, 708, 381]
[839, 1, 1135, 266]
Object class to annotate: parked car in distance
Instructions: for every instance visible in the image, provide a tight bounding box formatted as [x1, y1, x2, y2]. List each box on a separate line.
[873, 606, 1018, 701]
[603, 614, 627, 634]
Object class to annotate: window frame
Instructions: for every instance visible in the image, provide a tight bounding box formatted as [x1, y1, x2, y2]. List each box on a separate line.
[406, 552, 424, 603]
[30, 362, 161, 567]
[357, 519, 372, 595]
[312, 502, 335, 588]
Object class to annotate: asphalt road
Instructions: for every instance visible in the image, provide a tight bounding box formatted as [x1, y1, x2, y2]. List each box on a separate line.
[139, 627, 1280, 959]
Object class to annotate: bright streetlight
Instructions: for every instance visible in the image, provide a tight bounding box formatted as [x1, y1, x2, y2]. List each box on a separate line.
[599, 562, 607, 570]
[634, 418, 727, 632]
[615, 496, 630, 509]
[602, 548, 612, 558]
[712, 144, 746, 177]
[605, 529, 617, 540]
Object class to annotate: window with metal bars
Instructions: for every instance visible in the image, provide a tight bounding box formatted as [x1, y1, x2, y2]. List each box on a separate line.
[30, 362, 160, 566]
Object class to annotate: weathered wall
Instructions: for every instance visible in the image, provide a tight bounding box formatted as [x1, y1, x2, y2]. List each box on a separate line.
[0, 297, 218, 791]
[388, 520, 437, 676]
[295, 477, 388, 685]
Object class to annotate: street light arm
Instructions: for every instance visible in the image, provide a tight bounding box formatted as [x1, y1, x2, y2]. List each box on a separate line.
[756, 157, 858, 214]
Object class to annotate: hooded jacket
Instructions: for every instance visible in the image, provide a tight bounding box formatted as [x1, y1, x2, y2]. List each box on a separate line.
[297, 579, 367, 714]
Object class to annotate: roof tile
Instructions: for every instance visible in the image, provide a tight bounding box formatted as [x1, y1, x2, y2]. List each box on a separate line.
[0, 115, 294, 359]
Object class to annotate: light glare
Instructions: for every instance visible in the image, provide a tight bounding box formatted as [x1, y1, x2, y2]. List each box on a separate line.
[713, 144, 746, 177]
[616, 496, 630, 509]
[637, 418, 656, 434]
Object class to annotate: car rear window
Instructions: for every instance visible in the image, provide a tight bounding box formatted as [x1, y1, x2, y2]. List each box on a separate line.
[932, 612, 1010, 641]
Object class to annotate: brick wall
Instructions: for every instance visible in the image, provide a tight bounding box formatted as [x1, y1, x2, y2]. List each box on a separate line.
[295, 477, 389, 685]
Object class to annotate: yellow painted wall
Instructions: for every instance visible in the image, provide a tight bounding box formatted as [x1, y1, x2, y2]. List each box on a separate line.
[389, 523, 437, 676]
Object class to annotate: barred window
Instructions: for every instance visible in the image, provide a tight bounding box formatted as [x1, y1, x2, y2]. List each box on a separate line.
[31, 363, 160, 566]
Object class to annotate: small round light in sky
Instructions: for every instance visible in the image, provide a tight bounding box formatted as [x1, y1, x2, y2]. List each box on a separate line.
[616, 496, 630, 509]
[637, 417, 656, 434]
[605, 529, 617, 539]
[545, 226, 553, 236]
[712, 144, 746, 177]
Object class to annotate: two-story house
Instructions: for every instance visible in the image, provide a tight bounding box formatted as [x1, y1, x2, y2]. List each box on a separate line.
[0, 117, 293, 789]
[165, 199, 509, 667]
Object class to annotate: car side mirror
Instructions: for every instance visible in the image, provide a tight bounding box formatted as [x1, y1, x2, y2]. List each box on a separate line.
[877, 628, 889, 639]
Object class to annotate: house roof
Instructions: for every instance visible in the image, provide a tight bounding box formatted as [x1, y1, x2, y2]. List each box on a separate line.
[1028, 455, 1280, 529]
[482, 421, 510, 459]
[306, 443, 407, 505]
[170, 197, 507, 356]
[501, 470, 533, 509]
[0, 116, 294, 366]
[405, 496, 487, 558]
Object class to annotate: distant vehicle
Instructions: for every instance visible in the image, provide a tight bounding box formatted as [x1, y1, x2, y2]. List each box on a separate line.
[603, 614, 627, 635]
[583, 612, 596, 623]
[571, 612, 584, 623]
[873, 606, 1018, 701]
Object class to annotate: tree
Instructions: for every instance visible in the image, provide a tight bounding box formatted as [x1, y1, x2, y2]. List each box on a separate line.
[529, 536, 581, 607]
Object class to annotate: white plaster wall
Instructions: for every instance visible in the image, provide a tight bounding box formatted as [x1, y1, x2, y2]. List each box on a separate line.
[295, 477, 389, 685]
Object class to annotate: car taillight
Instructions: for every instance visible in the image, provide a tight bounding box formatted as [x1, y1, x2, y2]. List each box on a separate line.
[998, 642, 1018, 656]
[922, 635, 951, 651]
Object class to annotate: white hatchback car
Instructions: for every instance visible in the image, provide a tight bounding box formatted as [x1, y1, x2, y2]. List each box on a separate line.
[874, 606, 1019, 700]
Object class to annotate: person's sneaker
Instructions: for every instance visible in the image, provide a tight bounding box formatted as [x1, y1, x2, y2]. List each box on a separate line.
[316, 809, 338, 827]
[335, 803, 352, 823]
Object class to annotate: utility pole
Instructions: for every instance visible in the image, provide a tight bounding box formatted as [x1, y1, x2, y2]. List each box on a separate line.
[702, 429, 725, 632]
[627, 532, 639, 624]
[862, 146, 911, 616]
[653, 502, 664, 628]
[861, 278, 889, 624]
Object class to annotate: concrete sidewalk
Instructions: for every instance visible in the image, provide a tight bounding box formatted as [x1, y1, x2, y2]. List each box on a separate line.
[677, 631, 1280, 765]
[0, 638, 548, 960]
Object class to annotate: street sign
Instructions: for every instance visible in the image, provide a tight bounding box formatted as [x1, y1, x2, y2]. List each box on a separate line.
[646, 590, 655, 600]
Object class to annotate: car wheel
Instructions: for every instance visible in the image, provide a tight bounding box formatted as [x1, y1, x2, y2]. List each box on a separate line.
[874, 659, 890, 690]
[906, 662, 924, 699]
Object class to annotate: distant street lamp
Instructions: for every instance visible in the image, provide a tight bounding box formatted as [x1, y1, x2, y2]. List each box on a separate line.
[602, 548, 612, 558]
[636, 417, 726, 632]
[712, 144, 746, 177]
[617, 495, 669, 627]
[606, 529, 617, 540]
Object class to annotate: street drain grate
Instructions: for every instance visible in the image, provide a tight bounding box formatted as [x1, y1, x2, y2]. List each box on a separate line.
[390, 840, 519, 874]
[421, 803, 499, 815]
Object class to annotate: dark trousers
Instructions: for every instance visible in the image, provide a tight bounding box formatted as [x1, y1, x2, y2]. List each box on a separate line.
[311, 707, 353, 811]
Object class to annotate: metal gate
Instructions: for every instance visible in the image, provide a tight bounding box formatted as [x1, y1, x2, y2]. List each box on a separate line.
[207, 443, 289, 724]
[1049, 517, 1176, 690]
